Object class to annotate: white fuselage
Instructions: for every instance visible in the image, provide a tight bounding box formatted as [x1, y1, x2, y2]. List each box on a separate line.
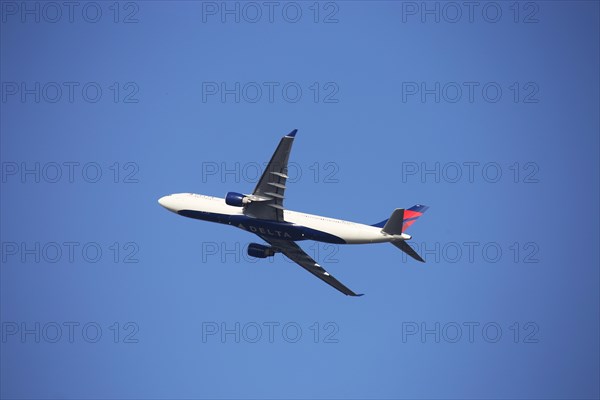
[158, 193, 409, 244]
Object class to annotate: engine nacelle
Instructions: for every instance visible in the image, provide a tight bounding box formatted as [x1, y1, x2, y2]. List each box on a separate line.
[247, 243, 276, 258]
[225, 192, 249, 207]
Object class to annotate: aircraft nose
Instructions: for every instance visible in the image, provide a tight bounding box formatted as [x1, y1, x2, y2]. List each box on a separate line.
[158, 195, 175, 211]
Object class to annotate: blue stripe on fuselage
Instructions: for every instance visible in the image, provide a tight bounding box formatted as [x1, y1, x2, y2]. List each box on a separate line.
[177, 209, 346, 244]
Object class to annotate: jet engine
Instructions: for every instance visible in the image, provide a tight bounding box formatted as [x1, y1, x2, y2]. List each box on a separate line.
[225, 192, 250, 207]
[247, 243, 276, 258]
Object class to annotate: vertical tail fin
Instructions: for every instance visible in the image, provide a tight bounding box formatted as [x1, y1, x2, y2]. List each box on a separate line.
[381, 209, 405, 235]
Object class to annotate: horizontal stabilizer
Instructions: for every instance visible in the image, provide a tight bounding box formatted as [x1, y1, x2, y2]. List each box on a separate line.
[391, 240, 425, 262]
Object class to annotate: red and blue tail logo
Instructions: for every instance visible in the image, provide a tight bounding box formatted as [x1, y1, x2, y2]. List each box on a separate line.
[402, 204, 429, 232]
[371, 204, 429, 231]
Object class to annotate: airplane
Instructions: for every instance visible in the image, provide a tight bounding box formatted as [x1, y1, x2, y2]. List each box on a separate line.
[158, 129, 429, 296]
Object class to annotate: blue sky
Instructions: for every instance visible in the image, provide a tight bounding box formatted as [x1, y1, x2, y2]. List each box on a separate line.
[1, 1, 599, 398]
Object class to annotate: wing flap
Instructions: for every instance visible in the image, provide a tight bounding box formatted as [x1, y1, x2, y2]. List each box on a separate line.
[270, 171, 288, 178]
[267, 182, 286, 189]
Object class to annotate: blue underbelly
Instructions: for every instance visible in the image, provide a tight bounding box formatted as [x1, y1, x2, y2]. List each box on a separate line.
[177, 210, 345, 244]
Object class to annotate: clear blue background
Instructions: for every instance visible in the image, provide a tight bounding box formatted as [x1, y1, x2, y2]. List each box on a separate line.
[1, 1, 598, 398]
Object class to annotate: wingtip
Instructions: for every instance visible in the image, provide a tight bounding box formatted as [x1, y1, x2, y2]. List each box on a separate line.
[287, 129, 297, 138]
[351, 293, 365, 297]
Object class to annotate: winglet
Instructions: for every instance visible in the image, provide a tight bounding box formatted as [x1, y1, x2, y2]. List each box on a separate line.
[287, 129, 297, 138]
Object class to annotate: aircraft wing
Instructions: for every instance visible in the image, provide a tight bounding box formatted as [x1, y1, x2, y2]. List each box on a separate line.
[244, 130, 297, 221]
[257, 235, 363, 297]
